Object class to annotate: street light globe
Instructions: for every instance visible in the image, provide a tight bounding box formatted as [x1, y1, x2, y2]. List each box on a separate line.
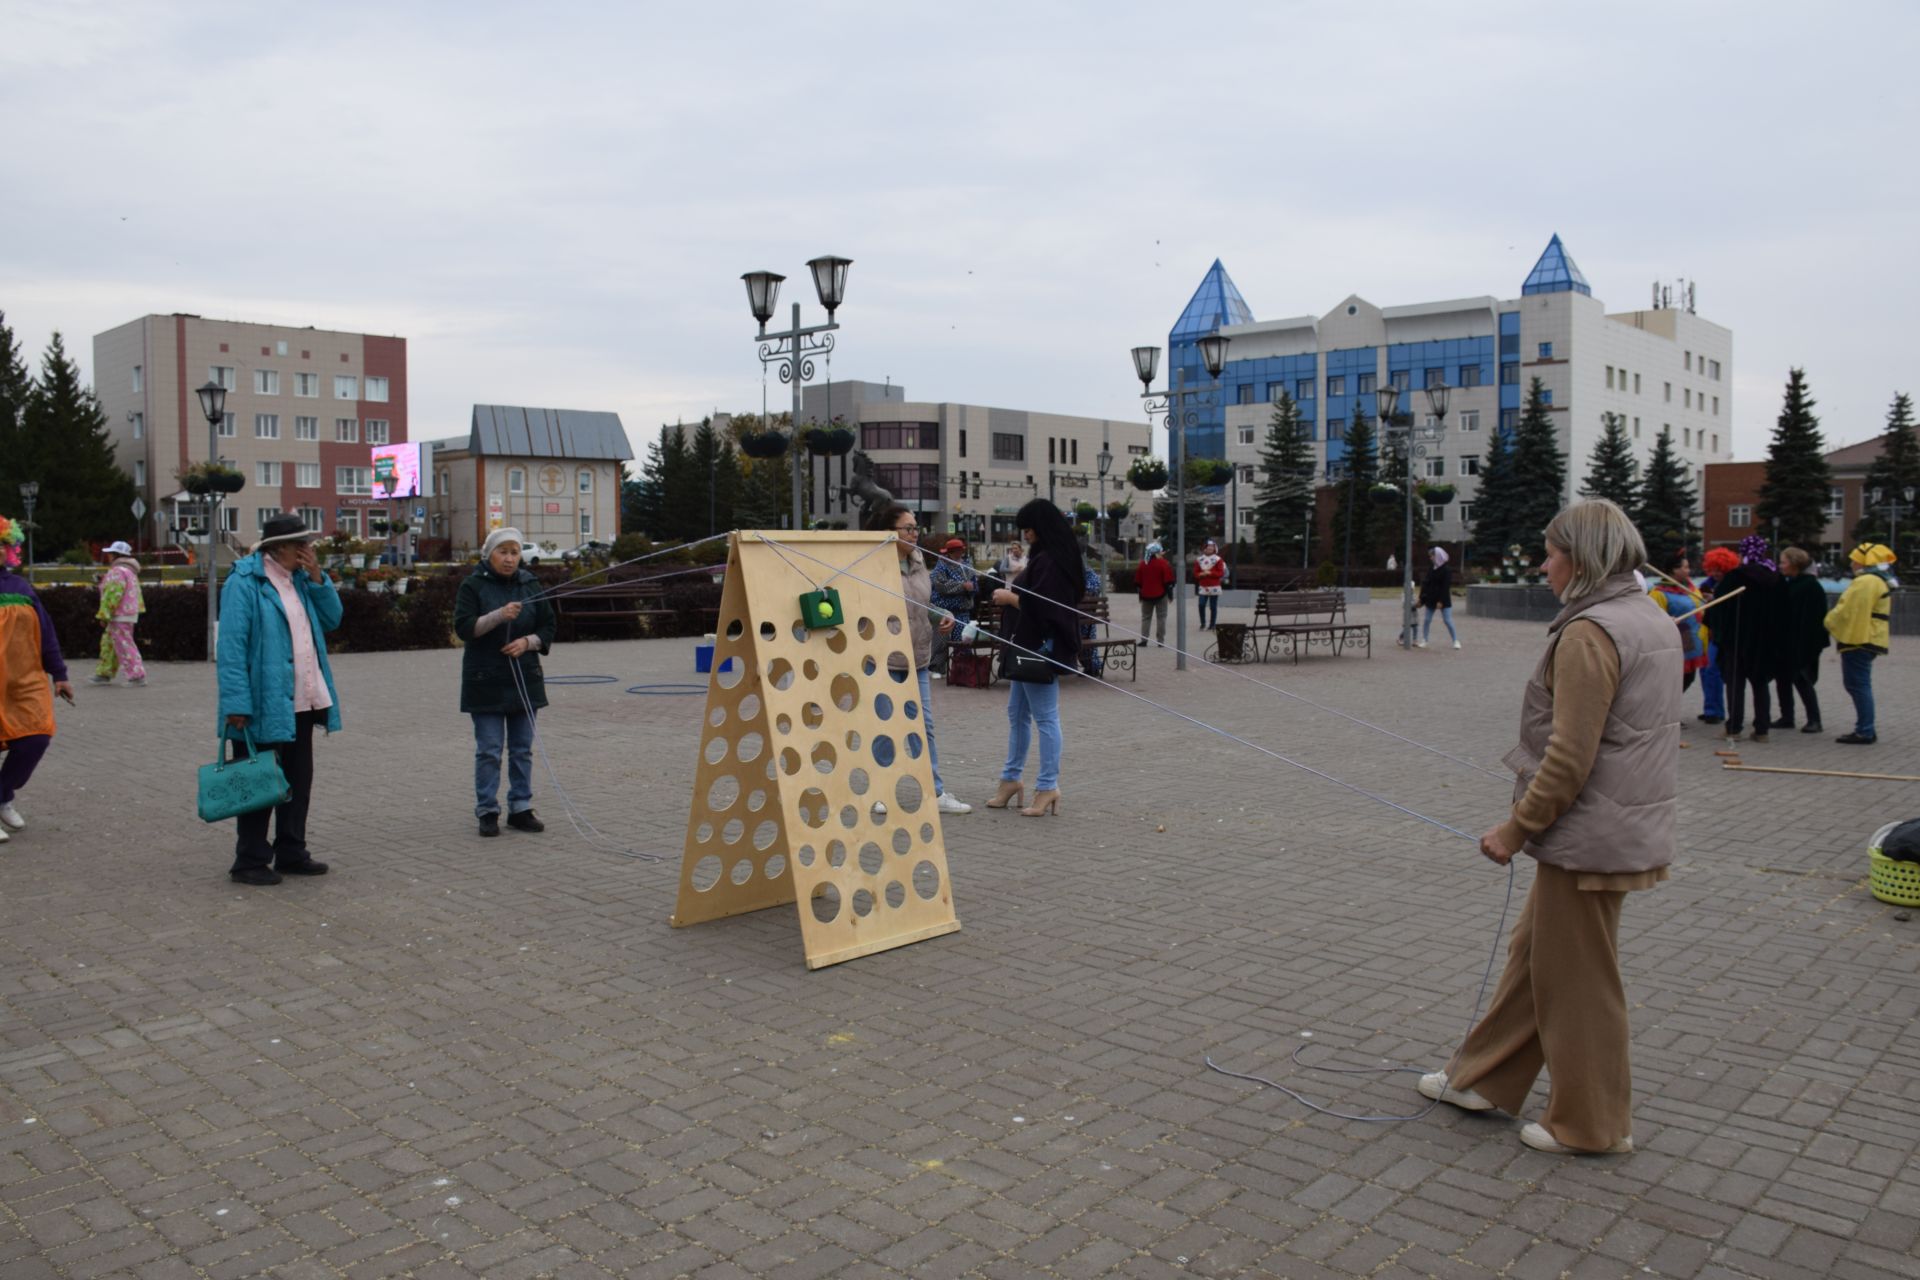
[1424, 381, 1452, 420]
[1196, 333, 1230, 379]
[806, 256, 852, 318]
[1374, 384, 1398, 423]
[1131, 346, 1160, 388]
[741, 271, 785, 327]
[195, 380, 226, 426]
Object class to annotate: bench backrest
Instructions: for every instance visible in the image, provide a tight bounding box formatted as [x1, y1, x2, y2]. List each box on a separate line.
[1255, 589, 1346, 622]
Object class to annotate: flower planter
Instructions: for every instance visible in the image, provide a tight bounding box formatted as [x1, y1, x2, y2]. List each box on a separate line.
[1128, 461, 1169, 492]
[1418, 484, 1456, 505]
[1369, 485, 1402, 506]
[740, 431, 791, 459]
[803, 426, 856, 456]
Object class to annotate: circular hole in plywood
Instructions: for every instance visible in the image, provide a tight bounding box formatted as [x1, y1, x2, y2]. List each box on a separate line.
[691, 855, 723, 891]
[803, 658, 820, 681]
[721, 818, 745, 845]
[830, 672, 860, 712]
[838, 804, 859, 830]
[851, 888, 875, 918]
[857, 617, 875, 640]
[810, 882, 842, 923]
[873, 693, 894, 722]
[759, 621, 777, 642]
[885, 881, 906, 909]
[886, 616, 903, 636]
[708, 705, 727, 728]
[767, 658, 796, 691]
[715, 655, 745, 689]
[738, 692, 762, 721]
[704, 736, 729, 766]
[903, 698, 919, 721]
[887, 652, 911, 683]
[920, 822, 935, 844]
[796, 843, 816, 867]
[826, 840, 848, 868]
[799, 788, 828, 829]
[894, 774, 924, 814]
[862, 655, 877, 677]
[913, 860, 941, 900]
[824, 629, 849, 654]
[848, 767, 870, 796]
[730, 858, 755, 885]
[735, 731, 764, 763]
[791, 620, 810, 645]
[752, 820, 779, 851]
[726, 619, 744, 641]
[858, 842, 884, 875]
[801, 702, 825, 729]
[892, 828, 912, 856]
[811, 741, 837, 775]
[845, 729, 862, 752]
[695, 821, 714, 844]
[905, 733, 923, 760]
[872, 735, 896, 767]
[706, 776, 740, 811]
[764, 854, 787, 880]
[870, 800, 889, 823]
[747, 788, 767, 811]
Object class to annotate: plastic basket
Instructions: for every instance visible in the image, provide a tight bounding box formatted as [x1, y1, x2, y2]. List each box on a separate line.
[1869, 848, 1920, 908]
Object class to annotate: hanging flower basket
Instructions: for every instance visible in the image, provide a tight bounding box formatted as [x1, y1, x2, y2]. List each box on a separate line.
[1106, 500, 1132, 521]
[1128, 458, 1169, 492]
[1418, 484, 1456, 505]
[1369, 482, 1402, 506]
[803, 426, 856, 456]
[740, 431, 791, 459]
[1193, 460, 1234, 487]
[178, 463, 245, 495]
[1073, 502, 1098, 522]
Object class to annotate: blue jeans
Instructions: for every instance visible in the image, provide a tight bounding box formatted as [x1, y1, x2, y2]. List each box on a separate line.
[1840, 649, 1876, 738]
[473, 710, 535, 817]
[1700, 642, 1725, 718]
[1003, 678, 1063, 792]
[1422, 606, 1457, 642]
[1198, 593, 1219, 628]
[914, 667, 947, 798]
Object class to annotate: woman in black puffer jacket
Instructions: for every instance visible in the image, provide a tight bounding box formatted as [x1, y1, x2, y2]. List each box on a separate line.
[453, 528, 557, 837]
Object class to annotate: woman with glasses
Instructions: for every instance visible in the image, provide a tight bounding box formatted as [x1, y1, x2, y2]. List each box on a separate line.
[865, 504, 970, 815]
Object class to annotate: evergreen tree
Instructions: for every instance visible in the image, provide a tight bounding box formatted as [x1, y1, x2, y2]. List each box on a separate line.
[1852, 392, 1920, 556]
[1635, 423, 1698, 567]
[1152, 457, 1212, 552]
[657, 423, 701, 541]
[1329, 410, 1380, 578]
[628, 435, 669, 538]
[0, 312, 33, 504]
[1469, 415, 1518, 556]
[1580, 411, 1640, 509]
[686, 418, 740, 538]
[1504, 377, 1569, 559]
[1252, 392, 1315, 562]
[18, 332, 137, 556]
[1754, 368, 1832, 549]
[1373, 433, 1432, 566]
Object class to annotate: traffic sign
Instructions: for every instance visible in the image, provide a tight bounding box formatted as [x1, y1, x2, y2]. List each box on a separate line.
[131, 497, 147, 519]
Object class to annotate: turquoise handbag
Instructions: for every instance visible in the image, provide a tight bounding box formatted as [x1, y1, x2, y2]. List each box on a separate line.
[197, 729, 290, 823]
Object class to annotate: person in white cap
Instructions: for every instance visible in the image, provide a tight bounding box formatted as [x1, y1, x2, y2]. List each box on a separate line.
[454, 528, 557, 837]
[217, 514, 343, 885]
[89, 541, 147, 685]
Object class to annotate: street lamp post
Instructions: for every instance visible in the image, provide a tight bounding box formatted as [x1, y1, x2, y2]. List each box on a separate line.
[1383, 382, 1449, 648]
[741, 257, 852, 531]
[195, 380, 227, 662]
[1870, 485, 1916, 558]
[1096, 437, 1114, 590]
[1133, 334, 1228, 671]
[16, 482, 37, 571]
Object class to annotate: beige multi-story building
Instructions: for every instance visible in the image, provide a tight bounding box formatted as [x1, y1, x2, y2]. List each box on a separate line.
[425, 406, 632, 555]
[794, 381, 1152, 549]
[93, 313, 409, 553]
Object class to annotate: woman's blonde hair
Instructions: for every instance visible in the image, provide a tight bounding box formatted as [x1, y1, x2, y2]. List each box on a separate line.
[1542, 499, 1646, 602]
[1779, 545, 1812, 571]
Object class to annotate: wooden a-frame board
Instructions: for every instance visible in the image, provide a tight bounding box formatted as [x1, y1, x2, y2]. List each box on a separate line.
[671, 531, 961, 969]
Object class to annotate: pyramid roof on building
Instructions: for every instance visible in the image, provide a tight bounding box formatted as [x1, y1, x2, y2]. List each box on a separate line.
[1170, 259, 1255, 341]
[1521, 234, 1592, 297]
[469, 405, 633, 460]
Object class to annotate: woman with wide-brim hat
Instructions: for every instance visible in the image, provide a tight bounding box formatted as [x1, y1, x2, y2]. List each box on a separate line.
[217, 514, 343, 885]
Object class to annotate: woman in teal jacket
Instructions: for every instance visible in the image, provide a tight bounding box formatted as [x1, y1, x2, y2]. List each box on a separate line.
[217, 515, 343, 885]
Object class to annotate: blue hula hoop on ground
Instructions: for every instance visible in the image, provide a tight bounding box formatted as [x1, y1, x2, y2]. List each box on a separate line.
[626, 683, 707, 696]
[544, 675, 619, 686]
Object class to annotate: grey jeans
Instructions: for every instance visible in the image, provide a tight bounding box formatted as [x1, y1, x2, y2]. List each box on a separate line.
[1139, 595, 1169, 642]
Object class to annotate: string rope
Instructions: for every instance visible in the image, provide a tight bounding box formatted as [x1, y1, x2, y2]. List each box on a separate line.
[507, 656, 667, 863]
[753, 530, 900, 594]
[516, 532, 732, 604]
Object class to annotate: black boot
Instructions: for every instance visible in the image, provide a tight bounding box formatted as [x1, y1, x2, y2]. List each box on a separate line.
[478, 813, 501, 837]
[506, 810, 545, 833]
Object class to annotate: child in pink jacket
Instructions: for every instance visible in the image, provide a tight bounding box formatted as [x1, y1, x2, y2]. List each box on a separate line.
[91, 542, 146, 686]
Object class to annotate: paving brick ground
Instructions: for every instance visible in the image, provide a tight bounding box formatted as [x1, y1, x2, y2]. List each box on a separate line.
[2, 593, 1915, 1278]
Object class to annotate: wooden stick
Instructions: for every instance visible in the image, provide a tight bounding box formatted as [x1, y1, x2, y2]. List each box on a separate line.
[1641, 562, 1687, 590]
[1722, 763, 1920, 783]
[1674, 585, 1742, 622]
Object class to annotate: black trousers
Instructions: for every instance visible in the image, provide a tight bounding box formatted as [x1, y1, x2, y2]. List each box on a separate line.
[232, 710, 327, 872]
[1773, 664, 1821, 727]
[1722, 658, 1771, 735]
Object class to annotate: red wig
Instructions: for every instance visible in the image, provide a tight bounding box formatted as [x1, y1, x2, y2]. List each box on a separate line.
[1701, 547, 1740, 578]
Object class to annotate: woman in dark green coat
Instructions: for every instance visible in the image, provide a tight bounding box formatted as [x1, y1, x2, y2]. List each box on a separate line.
[453, 528, 557, 837]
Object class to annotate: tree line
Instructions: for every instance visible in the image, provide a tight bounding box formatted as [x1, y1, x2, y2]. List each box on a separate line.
[0, 312, 139, 562]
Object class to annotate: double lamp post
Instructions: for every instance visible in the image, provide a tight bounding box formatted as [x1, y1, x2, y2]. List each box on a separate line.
[741, 256, 852, 531]
[1130, 332, 1229, 672]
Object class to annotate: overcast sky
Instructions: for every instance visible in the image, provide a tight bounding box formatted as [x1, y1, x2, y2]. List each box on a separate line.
[3, 1, 1913, 463]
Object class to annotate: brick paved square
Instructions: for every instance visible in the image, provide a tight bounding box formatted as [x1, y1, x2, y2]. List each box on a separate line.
[1, 595, 1914, 1276]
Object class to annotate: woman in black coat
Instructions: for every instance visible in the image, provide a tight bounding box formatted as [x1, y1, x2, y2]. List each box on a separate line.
[985, 500, 1083, 817]
[1417, 545, 1458, 649]
[1770, 546, 1830, 732]
[453, 528, 558, 836]
[1712, 535, 1788, 742]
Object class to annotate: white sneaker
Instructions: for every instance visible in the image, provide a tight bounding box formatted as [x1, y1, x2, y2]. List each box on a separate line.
[88, 675, 112, 685]
[936, 792, 972, 815]
[1417, 1071, 1494, 1112]
[1452, 641, 1462, 650]
[0, 824, 9, 843]
[0, 802, 22, 831]
[1520, 1121, 1632, 1155]
[1414, 639, 1428, 648]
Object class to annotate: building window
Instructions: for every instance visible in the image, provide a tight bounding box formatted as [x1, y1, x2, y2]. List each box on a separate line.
[296, 462, 321, 488]
[334, 374, 358, 400]
[1238, 508, 1255, 528]
[580, 511, 593, 537]
[1729, 504, 1751, 528]
[1296, 379, 1314, 401]
[1458, 502, 1475, 525]
[365, 376, 389, 402]
[218, 507, 239, 533]
[294, 372, 318, 398]
[297, 507, 323, 530]
[1423, 415, 1442, 429]
[1684, 427, 1693, 447]
[1826, 486, 1845, 517]
[1389, 370, 1410, 392]
[209, 365, 236, 390]
[1265, 382, 1285, 402]
[218, 412, 236, 438]
[577, 468, 593, 494]
[1710, 359, 1722, 381]
[873, 463, 941, 499]
[254, 413, 279, 439]
[256, 461, 281, 486]
[1685, 351, 1692, 370]
[335, 509, 360, 536]
[1711, 433, 1719, 453]
[1500, 364, 1519, 385]
[1606, 366, 1615, 389]
[1633, 417, 1642, 438]
[256, 507, 282, 530]
[1634, 373, 1642, 393]
[958, 428, 967, 457]
[991, 432, 1024, 462]
[1540, 390, 1553, 406]
[1712, 396, 1719, 416]
[508, 468, 525, 494]
[1047, 438, 1056, 465]
[134, 459, 145, 486]
[1459, 456, 1479, 476]
[1357, 373, 1377, 395]
[1425, 457, 1447, 478]
[131, 365, 143, 392]
[1499, 409, 1518, 432]
[1238, 465, 1255, 484]
[131, 411, 143, 439]
[1232, 384, 1250, 405]
[1238, 425, 1256, 445]
[1537, 342, 1553, 360]
[365, 419, 389, 444]
[335, 418, 358, 443]
[336, 467, 371, 495]
[1684, 389, 1692, 408]
[1457, 364, 1482, 387]
[1664, 381, 1672, 402]
[1326, 376, 1345, 396]
[294, 415, 318, 441]
[1458, 409, 1480, 432]
[253, 369, 279, 395]
[860, 422, 939, 450]
[1428, 504, 1447, 523]
[438, 469, 450, 497]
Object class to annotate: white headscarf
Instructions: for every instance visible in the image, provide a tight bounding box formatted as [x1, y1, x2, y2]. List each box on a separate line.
[1429, 546, 1449, 567]
[482, 527, 524, 561]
